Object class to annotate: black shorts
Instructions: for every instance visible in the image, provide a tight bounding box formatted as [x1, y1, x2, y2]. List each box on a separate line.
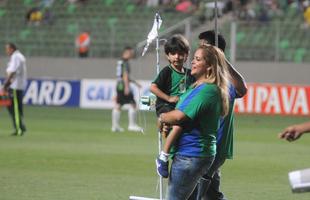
[155, 103, 175, 117]
[116, 90, 136, 106]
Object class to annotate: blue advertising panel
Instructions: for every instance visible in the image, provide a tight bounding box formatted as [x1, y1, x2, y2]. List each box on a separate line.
[0, 78, 80, 107]
[23, 79, 80, 106]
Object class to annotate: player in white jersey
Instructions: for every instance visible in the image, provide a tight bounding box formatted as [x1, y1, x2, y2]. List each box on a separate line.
[3, 43, 27, 136]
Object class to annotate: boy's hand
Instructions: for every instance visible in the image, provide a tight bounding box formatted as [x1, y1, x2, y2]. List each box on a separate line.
[161, 123, 171, 138]
[167, 96, 179, 103]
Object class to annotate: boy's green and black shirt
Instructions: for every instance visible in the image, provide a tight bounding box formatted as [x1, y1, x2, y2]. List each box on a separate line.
[152, 64, 195, 111]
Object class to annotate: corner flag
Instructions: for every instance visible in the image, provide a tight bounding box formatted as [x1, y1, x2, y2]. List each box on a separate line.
[141, 13, 162, 56]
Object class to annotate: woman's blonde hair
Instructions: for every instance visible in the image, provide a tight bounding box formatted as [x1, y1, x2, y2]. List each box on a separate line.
[198, 44, 230, 116]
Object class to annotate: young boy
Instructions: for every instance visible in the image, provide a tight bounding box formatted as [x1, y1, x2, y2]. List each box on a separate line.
[150, 34, 194, 178]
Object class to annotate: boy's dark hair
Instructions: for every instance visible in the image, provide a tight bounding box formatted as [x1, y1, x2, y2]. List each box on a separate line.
[7, 42, 18, 51]
[164, 34, 189, 55]
[198, 30, 226, 52]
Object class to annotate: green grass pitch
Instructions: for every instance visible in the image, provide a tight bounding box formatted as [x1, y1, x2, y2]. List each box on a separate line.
[0, 106, 309, 200]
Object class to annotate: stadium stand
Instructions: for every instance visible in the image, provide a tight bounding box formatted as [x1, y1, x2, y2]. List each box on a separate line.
[220, 0, 310, 63]
[0, 0, 192, 58]
[0, 0, 309, 62]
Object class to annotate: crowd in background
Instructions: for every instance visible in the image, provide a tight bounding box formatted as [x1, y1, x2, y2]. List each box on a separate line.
[131, 0, 310, 27]
[15, 0, 310, 28]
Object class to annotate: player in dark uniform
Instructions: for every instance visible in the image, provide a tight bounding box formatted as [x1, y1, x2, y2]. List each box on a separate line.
[111, 47, 142, 132]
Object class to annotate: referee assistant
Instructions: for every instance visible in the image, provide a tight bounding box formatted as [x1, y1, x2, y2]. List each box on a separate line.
[3, 43, 27, 136]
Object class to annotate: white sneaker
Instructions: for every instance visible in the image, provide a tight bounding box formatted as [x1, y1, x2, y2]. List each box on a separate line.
[128, 125, 143, 132]
[111, 126, 124, 132]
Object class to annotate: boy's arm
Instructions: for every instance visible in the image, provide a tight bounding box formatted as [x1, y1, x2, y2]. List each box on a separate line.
[150, 83, 178, 103]
[226, 59, 247, 98]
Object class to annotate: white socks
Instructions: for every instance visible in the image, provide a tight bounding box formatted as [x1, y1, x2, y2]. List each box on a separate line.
[159, 151, 170, 162]
[112, 108, 121, 128]
[128, 107, 137, 127]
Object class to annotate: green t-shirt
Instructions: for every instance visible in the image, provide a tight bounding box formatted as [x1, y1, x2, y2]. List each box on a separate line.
[174, 83, 222, 157]
[216, 85, 237, 159]
[152, 65, 194, 110]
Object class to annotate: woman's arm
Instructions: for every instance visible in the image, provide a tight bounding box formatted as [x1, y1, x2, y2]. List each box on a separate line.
[226, 59, 247, 98]
[159, 110, 189, 125]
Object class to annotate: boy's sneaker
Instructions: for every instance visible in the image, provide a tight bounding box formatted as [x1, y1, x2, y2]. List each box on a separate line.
[156, 157, 169, 178]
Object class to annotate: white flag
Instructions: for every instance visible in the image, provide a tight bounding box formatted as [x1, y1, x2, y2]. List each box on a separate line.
[142, 13, 162, 56]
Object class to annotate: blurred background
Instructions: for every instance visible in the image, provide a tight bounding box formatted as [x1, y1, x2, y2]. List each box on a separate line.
[0, 0, 309, 60]
[0, 0, 309, 82]
[0, 1, 310, 200]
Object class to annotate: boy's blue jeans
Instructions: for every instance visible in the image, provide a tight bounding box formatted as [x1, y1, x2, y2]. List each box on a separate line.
[166, 154, 215, 200]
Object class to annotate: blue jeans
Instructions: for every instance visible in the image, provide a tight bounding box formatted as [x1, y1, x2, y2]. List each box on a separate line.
[204, 169, 227, 200]
[166, 154, 215, 200]
[188, 155, 227, 200]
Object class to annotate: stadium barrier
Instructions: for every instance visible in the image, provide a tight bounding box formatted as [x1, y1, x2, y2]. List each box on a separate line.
[235, 83, 310, 116]
[1, 79, 309, 116]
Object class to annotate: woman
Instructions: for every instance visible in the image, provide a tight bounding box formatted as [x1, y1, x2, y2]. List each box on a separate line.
[158, 44, 230, 200]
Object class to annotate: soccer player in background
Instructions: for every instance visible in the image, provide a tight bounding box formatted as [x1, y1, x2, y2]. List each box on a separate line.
[111, 46, 142, 132]
[189, 30, 247, 200]
[2, 43, 27, 136]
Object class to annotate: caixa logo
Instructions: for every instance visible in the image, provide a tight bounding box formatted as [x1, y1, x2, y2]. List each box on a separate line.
[86, 85, 113, 100]
[23, 79, 80, 106]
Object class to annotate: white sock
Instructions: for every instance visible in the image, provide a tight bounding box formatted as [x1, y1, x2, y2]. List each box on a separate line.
[128, 107, 137, 127]
[159, 151, 169, 162]
[112, 108, 121, 128]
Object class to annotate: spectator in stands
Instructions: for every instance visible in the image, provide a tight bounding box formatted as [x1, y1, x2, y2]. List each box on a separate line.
[25, 7, 43, 26]
[175, 0, 196, 14]
[2, 43, 27, 136]
[279, 121, 310, 141]
[75, 31, 91, 58]
[111, 47, 143, 133]
[302, 1, 310, 28]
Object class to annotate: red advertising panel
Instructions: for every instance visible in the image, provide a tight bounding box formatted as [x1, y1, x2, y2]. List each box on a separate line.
[235, 83, 310, 116]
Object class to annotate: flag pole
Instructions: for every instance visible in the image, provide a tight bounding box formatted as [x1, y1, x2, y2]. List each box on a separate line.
[155, 12, 164, 200]
[130, 12, 163, 200]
